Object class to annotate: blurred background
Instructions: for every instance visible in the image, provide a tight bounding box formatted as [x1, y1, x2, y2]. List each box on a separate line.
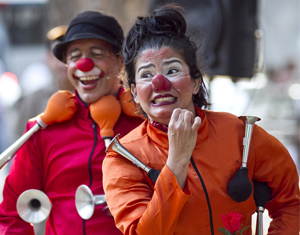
[0, 0, 299, 234]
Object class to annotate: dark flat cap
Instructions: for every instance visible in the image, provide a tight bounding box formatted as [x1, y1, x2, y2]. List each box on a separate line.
[53, 11, 124, 62]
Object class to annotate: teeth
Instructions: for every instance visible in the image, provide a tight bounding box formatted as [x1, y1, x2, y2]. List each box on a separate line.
[79, 75, 99, 81]
[153, 97, 175, 104]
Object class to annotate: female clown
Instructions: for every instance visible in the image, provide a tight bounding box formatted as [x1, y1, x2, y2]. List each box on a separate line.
[103, 4, 300, 235]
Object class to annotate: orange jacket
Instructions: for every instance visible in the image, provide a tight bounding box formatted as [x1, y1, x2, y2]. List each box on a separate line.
[103, 108, 300, 235]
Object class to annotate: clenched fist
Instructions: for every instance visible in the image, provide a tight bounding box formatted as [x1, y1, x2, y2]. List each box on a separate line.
[166, 108, 201, 189]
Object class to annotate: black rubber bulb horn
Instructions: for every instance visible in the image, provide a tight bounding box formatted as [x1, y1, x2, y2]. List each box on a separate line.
[228, 116, 261, 202]
[253, 181, 272, 235]
[106, 134, 160, 183]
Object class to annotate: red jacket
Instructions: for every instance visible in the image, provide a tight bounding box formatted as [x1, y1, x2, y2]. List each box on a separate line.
[0, 90, 143, 235]
[103, 107, 300, 235]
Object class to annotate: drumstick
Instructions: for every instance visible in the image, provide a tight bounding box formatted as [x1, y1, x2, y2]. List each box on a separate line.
[0, 90, 77, 169]
[90, 95, 121, 148]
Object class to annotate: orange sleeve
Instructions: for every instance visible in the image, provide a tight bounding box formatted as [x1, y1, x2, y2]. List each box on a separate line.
[252, 126, 300, 234]
[103, 153, 190, 235]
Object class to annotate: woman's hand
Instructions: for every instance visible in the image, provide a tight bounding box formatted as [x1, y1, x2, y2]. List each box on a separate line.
[166, 108, 201, 189]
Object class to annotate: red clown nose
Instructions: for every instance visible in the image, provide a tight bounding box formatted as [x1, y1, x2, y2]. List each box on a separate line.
[76, 58, 94, 72]
[151, 74, 172, 92]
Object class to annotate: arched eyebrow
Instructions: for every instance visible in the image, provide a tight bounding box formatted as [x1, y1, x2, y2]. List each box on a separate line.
[137, 59, 183, 73]
[137, 63, 155, 73]
[163, 59, 182, 66]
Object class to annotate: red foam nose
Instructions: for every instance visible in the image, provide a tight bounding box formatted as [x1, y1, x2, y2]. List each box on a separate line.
[76, 58, 94, 72]
[151, 74, 171, 92]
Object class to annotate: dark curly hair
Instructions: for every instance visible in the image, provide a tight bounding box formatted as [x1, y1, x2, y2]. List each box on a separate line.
[123, 4, 210, 116]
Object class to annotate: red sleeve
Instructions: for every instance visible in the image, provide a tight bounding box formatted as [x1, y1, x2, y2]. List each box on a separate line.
[103, 152, 190, 235]
[0, 121, 43, 235]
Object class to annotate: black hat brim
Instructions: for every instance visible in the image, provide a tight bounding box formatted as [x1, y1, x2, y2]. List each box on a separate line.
[53, 32, 121, 63]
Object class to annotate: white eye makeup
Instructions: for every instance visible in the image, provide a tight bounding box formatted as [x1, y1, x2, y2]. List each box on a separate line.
[68, 49, 81, 60]
[91, 47, 104, 56]
[136, 59, 189, 84]
[162, 60, 186, 80]
[136, 64, 156, 84]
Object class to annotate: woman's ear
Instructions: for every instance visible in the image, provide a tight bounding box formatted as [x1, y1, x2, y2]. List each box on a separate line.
[131, 84, 139, 104]
[191, 78, 201, 95]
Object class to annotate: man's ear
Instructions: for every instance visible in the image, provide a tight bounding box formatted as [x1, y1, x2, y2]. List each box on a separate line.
[192, 78, 201, 95]
[118, 55, 125, 73]
[131, 84, 139, 104]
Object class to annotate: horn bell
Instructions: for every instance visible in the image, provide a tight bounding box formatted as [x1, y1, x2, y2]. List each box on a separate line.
[75, 184, 106, 220]
[106, 134, 120, 153]
[16, 189, 51, 224]
[106, 134, 151, 173]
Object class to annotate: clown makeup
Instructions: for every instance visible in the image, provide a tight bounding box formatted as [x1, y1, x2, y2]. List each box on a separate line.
[132, 47, 200, 125]
[136, 58, 190, 85]
[66, 38, 123, 104]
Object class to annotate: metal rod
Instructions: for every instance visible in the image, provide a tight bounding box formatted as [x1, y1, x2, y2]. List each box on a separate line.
[0, 123, 41, 169]
[256, 207, 264, 235]
[239, 116, 260, 167]
[94, 194, 106, 206]
[107, 134, 151, 173]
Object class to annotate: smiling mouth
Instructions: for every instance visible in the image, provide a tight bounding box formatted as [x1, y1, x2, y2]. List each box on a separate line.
[73, 74, 100, 85]
[152, 96, 177, 104]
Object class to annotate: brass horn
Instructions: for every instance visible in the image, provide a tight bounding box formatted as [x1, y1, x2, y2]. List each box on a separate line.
[0, 117, 47, 170]
[75, 185, 107, 220]
[0, 90, 77, 170]
[106, 134, 160, 183]
[227, 116, 261, 202]
[16, 189, 52, 224]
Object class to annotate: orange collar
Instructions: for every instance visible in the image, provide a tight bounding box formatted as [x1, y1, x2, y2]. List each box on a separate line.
[146, 107, 209, 149]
